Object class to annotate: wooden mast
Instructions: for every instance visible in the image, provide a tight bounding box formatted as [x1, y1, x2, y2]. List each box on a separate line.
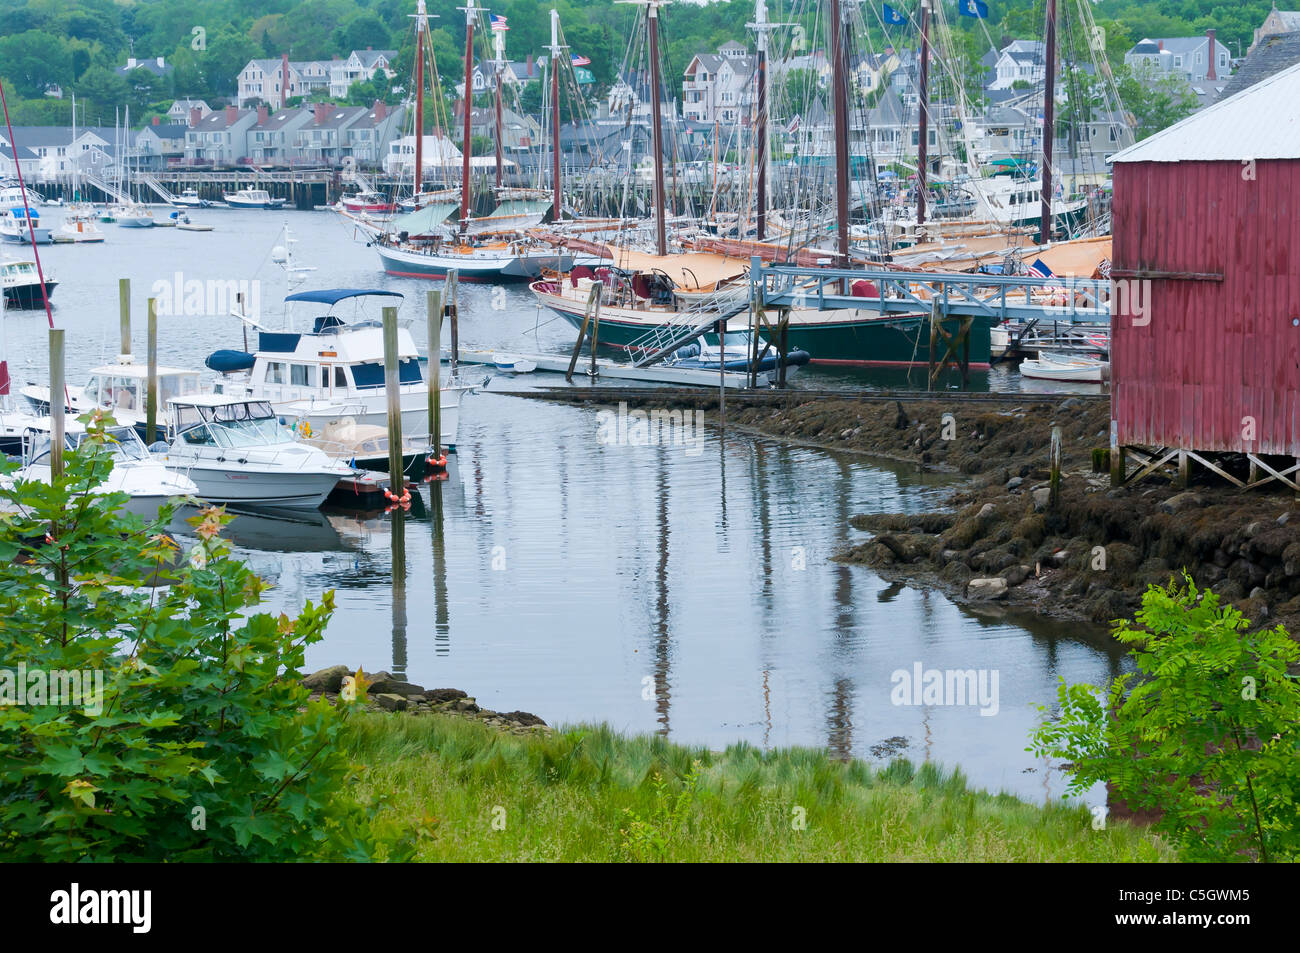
[647, 0, 668, 255]
[829, 0, 850, 266]
[549, 9, 563, 223]
[1040, 0, 1057, 243]
[459, 0, 476, 233]
[415, 0, 426, 198]
[493, 14, 505, 190]
[916, 0, 930, 226]
[750, 0, 770, 241]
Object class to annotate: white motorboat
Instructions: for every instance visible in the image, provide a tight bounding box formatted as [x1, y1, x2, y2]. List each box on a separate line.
[1019, 351, 1110, 383]
[205, 288, 474, 456]
[224, 188, 287, 210]
[6, 419, 197, 519]
[1, 258, 57, 309]
[55, 206, 106, 243]
[0, 205, 52, 244]
[172, 189, 213, 208]
[113, 204, 155, 228]
[20, 355, 202, 438]
[161, 395, 356, 508]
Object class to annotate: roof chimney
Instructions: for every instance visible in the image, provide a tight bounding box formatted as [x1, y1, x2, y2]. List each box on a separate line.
[366, 45, 373, 51]
[527, 53, 534, 78]
[1207, 29, 1217, 80]
[189, 106, 201, 126]
[257, 104, 269, 124]
[225, 105, 238, 124]
[1157, 40, 1163, 51]
[281, 53, 290, 108]
[156, 56, 165, 68]
[373, 99, 387, 120]
[127, 57, 137, 69]
[314, 101, 331, 124]
[152, 115, 160, 126]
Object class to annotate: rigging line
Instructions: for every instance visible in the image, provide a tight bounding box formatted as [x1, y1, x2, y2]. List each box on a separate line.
[0, 77, 54, 330]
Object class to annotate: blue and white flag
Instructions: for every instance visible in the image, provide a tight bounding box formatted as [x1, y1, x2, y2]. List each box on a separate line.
[959, 0, 989, 19]
[1027, 257, 1053, 279]
[883, 4, 905, 25]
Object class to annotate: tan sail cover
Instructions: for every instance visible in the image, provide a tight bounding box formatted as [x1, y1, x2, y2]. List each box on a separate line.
[587, 248, 750, 290]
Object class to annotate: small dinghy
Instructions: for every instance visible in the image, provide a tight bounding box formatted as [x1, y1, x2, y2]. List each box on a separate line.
[492, 353, 537, 373]
[174, 212, 213, 232]
[1019, 351, 1110, 383]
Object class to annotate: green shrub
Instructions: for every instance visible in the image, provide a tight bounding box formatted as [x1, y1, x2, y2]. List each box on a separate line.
[1029, 575, 1300, 862]
[0, 415, 405, 861]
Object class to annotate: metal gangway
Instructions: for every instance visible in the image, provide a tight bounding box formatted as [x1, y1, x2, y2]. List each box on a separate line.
[132, 170, 180, 204]
[79, 170, 132, 205]
[625, 287, 752, 368]
[750, 258, 1112, 326]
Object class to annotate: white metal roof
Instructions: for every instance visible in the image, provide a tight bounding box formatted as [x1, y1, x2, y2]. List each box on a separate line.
[1109, 58, 1300, 163]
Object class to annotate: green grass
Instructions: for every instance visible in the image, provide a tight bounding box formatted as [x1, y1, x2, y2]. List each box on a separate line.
[343, 714, 1177, 861]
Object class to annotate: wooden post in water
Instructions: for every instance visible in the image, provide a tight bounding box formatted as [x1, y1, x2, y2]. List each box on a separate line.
[1049, 425, 1062, 508]
[146, 298, 158, 445]
[717, 317, 726, 425]
[49, 329, 65, 481]
[1109, 419, 1124, 488]
[383, 307, 405, 496]
[427, 289, 443, 458]
[118, 278, 131, 356]
[446, 270, 460, 373]
[926, 296, 940, 391]
[777, 311, 789, 389]
[589, 290, 600, 379]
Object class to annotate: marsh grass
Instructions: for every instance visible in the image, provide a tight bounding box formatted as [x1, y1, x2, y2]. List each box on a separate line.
[344, 714, 1175, 862]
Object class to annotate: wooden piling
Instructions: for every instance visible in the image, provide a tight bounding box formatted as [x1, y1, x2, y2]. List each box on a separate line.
[118, 278, 131, 356]
[49, 329, 65, 481]
[777, 311, 789, 389]
[589, 289, 600, 379]
[427, 289, 442, 458]
[717, 317, 726, 425]
[1109, 419, 1124, 488]
[382, 307, 405, 494]
[446, 270, 460, 373]
[146, 298, 158, 445]
[1049, 425, 1062, 508]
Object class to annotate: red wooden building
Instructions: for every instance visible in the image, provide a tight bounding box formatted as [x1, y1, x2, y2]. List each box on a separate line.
[1108, 60, 1300, 490]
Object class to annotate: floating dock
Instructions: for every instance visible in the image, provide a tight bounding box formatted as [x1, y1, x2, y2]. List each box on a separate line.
[446, 348, 755, 388]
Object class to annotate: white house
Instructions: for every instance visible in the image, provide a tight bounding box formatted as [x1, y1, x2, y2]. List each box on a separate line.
[328, 49, 397, 98]
[988, 40, 1046, 91]
[1125, 33, 1231, 85]
[682, 41, 755, 124]
[384, 133, 464, 175]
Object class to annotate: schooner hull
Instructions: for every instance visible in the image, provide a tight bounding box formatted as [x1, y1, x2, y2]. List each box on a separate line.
[377, 244, 575, 282]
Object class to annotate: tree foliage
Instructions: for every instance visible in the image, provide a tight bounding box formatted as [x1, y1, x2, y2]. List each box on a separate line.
[0, 415, 416, 861]
[1029, 576, 1300, 863]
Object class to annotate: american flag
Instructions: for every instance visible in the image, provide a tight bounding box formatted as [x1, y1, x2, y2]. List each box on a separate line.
[490, 14, 508, 31]
[1027, 257, 1053, 279]
[571, 53, 591, 66]
[786, 114, 801, 134]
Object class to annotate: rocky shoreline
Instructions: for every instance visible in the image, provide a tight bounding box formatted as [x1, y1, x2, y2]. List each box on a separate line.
[725, 395, 1300, 637]
[301, 665, 551, 736]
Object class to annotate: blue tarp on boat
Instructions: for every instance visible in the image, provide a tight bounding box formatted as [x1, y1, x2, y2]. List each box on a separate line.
[284, 289, 404, 306]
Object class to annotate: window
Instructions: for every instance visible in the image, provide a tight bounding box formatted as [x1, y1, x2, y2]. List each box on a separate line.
[265, 362, 285, 384]
[290, 363, 310, 387]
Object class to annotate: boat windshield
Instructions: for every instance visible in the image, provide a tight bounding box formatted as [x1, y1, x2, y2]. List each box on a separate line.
[25, 426, 149, 465]
[207, 415, 287, 448]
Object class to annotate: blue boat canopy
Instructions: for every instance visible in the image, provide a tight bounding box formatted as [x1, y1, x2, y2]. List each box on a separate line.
[284, 289, 404, 305]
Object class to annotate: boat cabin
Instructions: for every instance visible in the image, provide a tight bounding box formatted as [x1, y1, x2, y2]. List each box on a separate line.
[209, 289, 425, 402]
[81, 360, 201, 414]
[168, 395, 286, 447]
[1, 260, 41, 283]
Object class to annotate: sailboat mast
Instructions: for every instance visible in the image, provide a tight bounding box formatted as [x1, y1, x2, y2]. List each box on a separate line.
[829, 0, 850, 266]
[644, 1, 669, 255]
[494, 19, 505, 190]
[549, 9, 563, 223]
[415, 0, 426, 198]
[459, 0, 476, 232]
[1040, 0, 1057, 242]
[916, 0, 930, 227]
[750, 0, 770, 241]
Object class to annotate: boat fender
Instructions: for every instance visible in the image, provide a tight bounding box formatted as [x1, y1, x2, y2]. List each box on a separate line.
[426, 454, 447, 470]
[383, 487, 412, 505]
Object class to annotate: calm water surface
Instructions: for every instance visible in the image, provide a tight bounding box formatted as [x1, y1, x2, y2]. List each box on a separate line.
[3, 210, 1125, 802]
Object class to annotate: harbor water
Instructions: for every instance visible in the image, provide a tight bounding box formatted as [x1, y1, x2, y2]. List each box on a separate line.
[2, 209, 1127, 803]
